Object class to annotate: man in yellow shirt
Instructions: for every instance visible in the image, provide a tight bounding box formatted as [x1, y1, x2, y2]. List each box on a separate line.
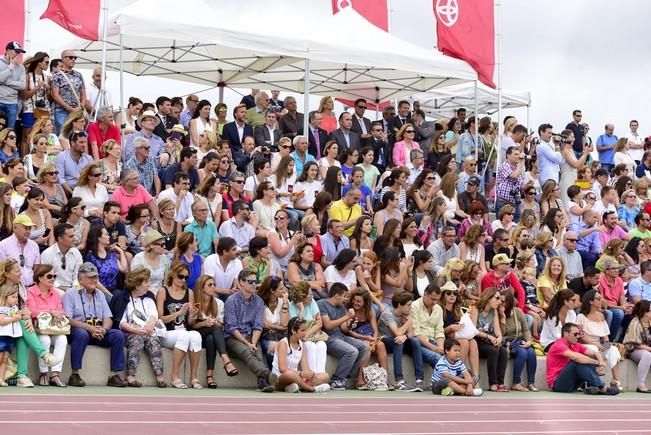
[329, 188, 363, 237]
[410, 283, 446, 373]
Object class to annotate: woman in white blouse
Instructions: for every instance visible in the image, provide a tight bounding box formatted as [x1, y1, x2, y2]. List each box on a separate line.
[318, 140, 341, 180]
[72, 163, 109, 219]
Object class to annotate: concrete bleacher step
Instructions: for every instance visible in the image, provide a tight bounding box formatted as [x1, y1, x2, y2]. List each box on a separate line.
[25, 346, 650, 391]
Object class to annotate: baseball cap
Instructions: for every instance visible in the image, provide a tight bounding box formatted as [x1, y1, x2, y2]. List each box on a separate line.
[78, 262, 99, 278]
[13, 215, 36, 228]
[468, 176, 481, 185]
[492, 253, 513, 266]
[5, 41, 25, 53]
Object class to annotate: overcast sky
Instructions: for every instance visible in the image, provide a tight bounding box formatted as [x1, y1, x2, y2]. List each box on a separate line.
[26, 0, 651, 139]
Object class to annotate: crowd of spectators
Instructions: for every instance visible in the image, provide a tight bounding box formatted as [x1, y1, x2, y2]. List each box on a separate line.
[0, 43, 650, 396]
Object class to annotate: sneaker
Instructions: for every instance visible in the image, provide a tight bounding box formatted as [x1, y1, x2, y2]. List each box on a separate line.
[284, 383, 300, 393]
[330, 379, 346, 391]
[257, 377, 274, 393]
[17, 376, 34, 388]
[375, 383, 389, 392]
[414, 379, 424, 392]
[583, 386, 600, 395]
[440, 386, 454, 396]
[472, 388, 484, 396]
[314, 383, 331, 394]
[600, 387, 620, 396]
[266, 372, 278, 386]
[395, 381, 420, 392]
[68, 373, 86, 387]
[42, 353, 63, 368]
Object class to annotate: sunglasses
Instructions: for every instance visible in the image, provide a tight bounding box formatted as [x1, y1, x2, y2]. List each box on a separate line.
[357, 105, 367, 109]
[45, 273, 57, 279]
[444, 291, 457, 296]
[46, 171, 59, 176]
[280, 145, 291, 149]
[65, 56, 78, 60]
[138, 146, 151, 151]
[19, 254, 25, 267]
[372, 128, 383, 132]
[246, 279, 259, 285]
[89, 172, 102, 177]
[572, 332, 580, 337]
[566, 239, 578, 242]
[425, 176, 435, 180]
[232, 180, 244, 184]
[177, 274, 189, 280]
[274, 216, 287, 221]
[7, 135, 16, 140]
[405, 130, 415, 134]
[154, 242, 166, 247]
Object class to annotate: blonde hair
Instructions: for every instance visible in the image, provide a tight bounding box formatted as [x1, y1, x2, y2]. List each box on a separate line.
[541, 256, 567, 287]
[317, 96, 333, 112]
[77, 163, 100, 187]
[288, 281, 310, 303]
[0, 284, 18, 307]
[35, 162, 57, 184]
[0, 258, 19, 288]
[101, 139, 119, 156]
[60, 110, 87, 140]
[395, 123, 414, 141]
[301, 213, 318, 233]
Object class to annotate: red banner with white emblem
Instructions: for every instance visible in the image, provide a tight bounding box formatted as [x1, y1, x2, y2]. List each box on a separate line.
[41, 0, 101, 41]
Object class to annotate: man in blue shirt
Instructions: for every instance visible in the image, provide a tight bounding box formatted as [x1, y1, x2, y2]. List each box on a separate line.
[628, 261, 651, 303]
[320, 220, 350, 267]
[183, 200, 219, 257]
[290, 135, 316, 178]
[570, 209, 602, 270]
[596, 124, 617, 172]
[536, 123, 563, 185]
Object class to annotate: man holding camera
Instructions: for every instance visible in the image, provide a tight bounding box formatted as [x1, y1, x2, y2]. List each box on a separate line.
[536, 123, 563, 185]
[62, 263, 127, 387]
[495, 146, 525, 223]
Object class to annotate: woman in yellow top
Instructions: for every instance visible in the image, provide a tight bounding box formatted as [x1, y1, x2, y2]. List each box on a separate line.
[536, 256, 567, 308]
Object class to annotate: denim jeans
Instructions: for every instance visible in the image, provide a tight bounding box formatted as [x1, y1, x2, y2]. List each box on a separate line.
[606, 308, 624, 342]
[382, 336, 425, 381]
[53, 106, 71, 135]
[69, 327, 125, 372]
[325, 334, 369, 381]
[419, 338, 443, 370]
[0, 103, 18, 129]
[511, 345, 537, 385]
[552, 360, 604, 392]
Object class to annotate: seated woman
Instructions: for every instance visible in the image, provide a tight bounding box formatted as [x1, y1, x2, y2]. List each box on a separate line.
[349, 214, 374, 257]
[318, 140, 341, 180]
[460, 260, 482, 305]
[301, 214, 324, 265]
[156, 262, 203, 389]
[439, 282, 480, 379]
[539, 289, 578, 352]
[356, 251, 384, 313]
[36, 162, 67, 219]
[267, 209, 303, 272]
[373, 218, 404, 261]
[457, 201, 493, 242]
[536, 256, 567, 309]
[576, 289, 623, 392]
[26, 264, 68, 387]
[341, 289, 389, 379]
[459, 224, 487, 275]
[172, 233, 203, 291]
[622, 300, 651, 393]
[491, 204, 516, 233]
[58, 197, 90, 251]
[124, 204, 151, 256]
[340, 148, 359, 180]
[373, 191, 402, 236]
[118, 268, 166, 388]
[252, 181, 280, 234]
[405, 250, 435, 298]
[286, 242, 326, 300]
[73, 163, 109, 219]
[20, 187, 54, 250]
[534, 231, 557, 277]
[380, 247, 410, 309]
[152, 199, 181, 252]
[241, 236, 282, 283]
[288, 282, 328, 374]
[131, 230, 171, 295]
[500, 291, 538, 392]
[323, 248, 358, 292]
[257, 276, 289, 364]
[84, 225, 128, 301]
[406, 169, 437, 218]
[471, 287, 508, 392]
[272, 317, 331, 393]
[192, 275, 238, 389]
[400, 217, 422, 259]
[540, 208, 566, 249]
[244, 159, 272, 200]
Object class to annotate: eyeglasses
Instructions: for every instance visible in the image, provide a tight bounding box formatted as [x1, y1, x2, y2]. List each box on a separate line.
[154, 242, 166, 247]
[177, 274, 189, 280]
[46, 171, 59, 176]
[265, 186, 275, 191]
[245, 279, 259, 285]
[77, 205, 87, 211]
[45, 273, 57, 279]
[467, 163, 476, 167]
[526, 191, 536, 195]
[138, 146, 151, 151]
[218, 109, 227, 113]
[64, 56, 78, 60]
[6, 135, 17, 140]
[566, 239, 578, 242]
[280, 145, 292, 149]
[357, 105, 367, 109]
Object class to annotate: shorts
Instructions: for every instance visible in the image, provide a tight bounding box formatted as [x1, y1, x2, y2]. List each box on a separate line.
[0, 336, 15, 353]
[22, 112, 35, 128]
[431, 378, 451, 395]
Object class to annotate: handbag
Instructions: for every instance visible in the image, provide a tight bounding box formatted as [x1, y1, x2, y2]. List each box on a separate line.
[362, 363, 388, 391]
[34, 107, 51, 119]
[454, 309, 479, 340]
[5, 357, 17, 380]
[35, 312, 70, 335]
[307, 330, 329, 342]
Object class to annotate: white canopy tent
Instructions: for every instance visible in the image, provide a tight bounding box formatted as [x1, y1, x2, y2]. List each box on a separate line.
[72, 0, 477, 110]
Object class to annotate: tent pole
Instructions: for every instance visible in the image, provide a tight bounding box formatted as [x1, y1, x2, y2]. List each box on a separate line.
[218, 69, 224, 104]
[95, 0, 109, 121]
[474, 80, 479, 174]
[24, 0, 30, 52]
[303, 58, 310, 138]
[119, 32, 124, 143]
[495, 0, 502, 180]
[526, 104, 530, 131]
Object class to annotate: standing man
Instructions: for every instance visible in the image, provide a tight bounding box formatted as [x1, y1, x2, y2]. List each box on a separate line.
[329, 112, 360, 152]
[307, 111, 328, 160]
[246, 91, 269, 128]
[55, 131, 94, 196]
[628, 120, 644, 164]
[278, 96, 304, 140]
[381, 105, 395, 136]
[179, 94, 199, 129]
[62, 263, 127, 387]
[0, 41, 26, 129]
[268, 90, 283, 111]
[494, 146, 525, 222]
[51, 49, 87, 134]
[536, 123, 563, 185]
[369, 121, 390, 172]
[413, 109, 436, 161]
[350, 98, 372, 144]
[390, 100, 412, 136]
[240, 89, 259, 110]
[565, 110, 586, 159]
[596, 124, 618, 173]
[85, 67, 112, 115]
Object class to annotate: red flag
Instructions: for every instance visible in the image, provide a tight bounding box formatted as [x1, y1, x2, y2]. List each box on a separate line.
[1, 0, 25, 51]
[40, 0, 101, 41]
[434, 0, 495, 88]
[332, 0, 388, 32]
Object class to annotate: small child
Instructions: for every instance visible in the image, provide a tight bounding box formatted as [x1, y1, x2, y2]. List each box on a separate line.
[431, 338, 482, 396]
[520, 267, 544, 339]
[0, 285, 23, 386]
[11, 176, 29, 213]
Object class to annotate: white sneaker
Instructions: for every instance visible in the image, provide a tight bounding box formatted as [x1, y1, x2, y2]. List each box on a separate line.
[472, 388, 483, 396]
[17, 377, 34, 388]
[314, 383, 330, 394]
[42, 353, 62, 367]
[284, 383, 300, 393]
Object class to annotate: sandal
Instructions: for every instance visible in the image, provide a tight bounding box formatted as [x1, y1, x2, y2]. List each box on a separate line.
[190, 378, 203, 390]
[171, 379, 188, 389]
[224, 362, 239, 377]
[489, 384, 498, 392]
[511, 384, 527, 392]
[497, 384, 510, 392]
[39, 374, 49, 386]
[49, 375, 66, 388]
[528, 384, 539, 392]
[156, 379, 167, 388]
[206, 376, 217, 389]
[127, 379, 143, 388]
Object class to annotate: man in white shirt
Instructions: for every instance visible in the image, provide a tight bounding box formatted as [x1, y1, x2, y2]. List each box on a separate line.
[41, 223, 83, 290]
[628, 119, 644, 164]
[406, 149, 425, 185]
[557, 231, 583, 281]
[592, 186, 618, 216]
[219, 200, 255, 252]
[157, 172, 194, 225]
[85, 67, 112, 115]
[427, 227, 460, 274]
[203, 237, 243, 301]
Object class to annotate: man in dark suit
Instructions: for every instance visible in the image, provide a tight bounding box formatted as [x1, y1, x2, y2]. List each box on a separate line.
[222, 103, 253, 156]
[154, 96, 178, 141]
[307, 110, 328, 159]
[328, 112, 360, 153]
[413, 109, 437, 162]
[253, 110, 281, 150]
[368, 121, 391, 172]
[389, 100, 413, 136]
[278, 96, 304, 140]
[350, 98, 372, 146]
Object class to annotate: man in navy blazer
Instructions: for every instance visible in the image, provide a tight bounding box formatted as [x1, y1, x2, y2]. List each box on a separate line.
[222, 103, 253, 155]
[253, 110, 281, 150]
[328, 112, 360, 153]
[350, 98, 373, 146]
[307, 111, 328, 159]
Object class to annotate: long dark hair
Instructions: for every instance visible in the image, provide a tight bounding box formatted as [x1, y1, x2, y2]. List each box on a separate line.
[287, 316, 306, 351]
[545, 289, 576, 327]
[86, 224, 106, 256]
[625, 237, 643, 264]
[297, 161, 318, 182]
[380, 247, 401, 274]
[541, 208, 561, 233]
[436, 154, 454, 178]
[19, 186, 45, 213]
[350, 215, 372, 249]
[324, 166, 342, 201]
[59, 197, 83, 223]
[580, 289, 599, 316]
[192, 99, 211, 119]
[407, 168, 433, 198]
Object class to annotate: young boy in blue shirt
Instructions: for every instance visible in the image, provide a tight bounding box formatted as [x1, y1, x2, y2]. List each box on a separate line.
[431, 338, 483, 396]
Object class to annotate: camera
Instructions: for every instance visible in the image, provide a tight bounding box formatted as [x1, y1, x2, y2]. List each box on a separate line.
[530, 137, 540, 146]
[86, 317, 100, 327]
[35, 99, 47, 108]
[511, 187, 522, 205]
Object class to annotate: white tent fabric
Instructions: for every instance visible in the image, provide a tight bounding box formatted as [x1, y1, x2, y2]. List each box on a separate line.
[410, 82, 530, 118]
[72, 0, 477, 103]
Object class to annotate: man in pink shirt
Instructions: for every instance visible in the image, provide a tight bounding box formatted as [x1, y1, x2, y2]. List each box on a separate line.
[599, 210, 629, 248]
[110, 169, 158, 221]
[546, 323, 618, 395]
